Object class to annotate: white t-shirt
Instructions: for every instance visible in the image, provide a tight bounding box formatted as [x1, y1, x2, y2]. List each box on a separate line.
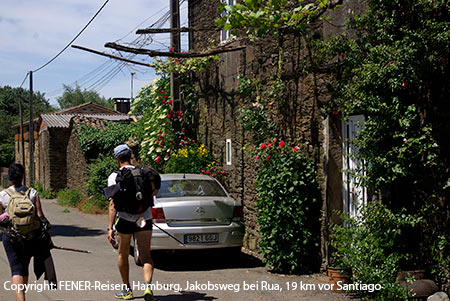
[0, 185, 38, 210]
[107, 165, 152, 222]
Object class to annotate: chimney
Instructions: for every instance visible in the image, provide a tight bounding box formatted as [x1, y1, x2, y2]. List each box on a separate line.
[113, 98, 131, 114]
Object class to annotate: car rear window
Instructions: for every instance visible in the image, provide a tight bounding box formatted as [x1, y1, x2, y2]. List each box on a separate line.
[157, 179, 227, 198]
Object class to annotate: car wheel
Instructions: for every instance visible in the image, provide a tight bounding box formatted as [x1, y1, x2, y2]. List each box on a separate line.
[132, 235, 143, 266]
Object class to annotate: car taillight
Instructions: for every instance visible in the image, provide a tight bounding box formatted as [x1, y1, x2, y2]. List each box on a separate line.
[152, 207, 166, 223]
[232, 206, 243, 222]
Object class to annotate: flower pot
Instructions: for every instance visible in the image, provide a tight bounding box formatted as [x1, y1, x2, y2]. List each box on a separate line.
[328, 267, 351, 293]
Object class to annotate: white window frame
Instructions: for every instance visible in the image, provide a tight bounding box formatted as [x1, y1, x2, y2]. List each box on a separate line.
[220, 0, 235, 44]
[342, 115, 367, 218]
[226, 139, 232, 165]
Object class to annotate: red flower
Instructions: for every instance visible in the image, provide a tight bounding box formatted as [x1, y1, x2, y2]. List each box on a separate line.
[267, 142, 272, 148]
[205, 170, 210, 174]
[165, 153, 169, 157]
[221, 171, 226, 175]
[162, 99, 166, 103]
[279, 141, 285, 147]
[182, 128, 187, 133]
[293, 146, 300, 152]
[266, 155, 270, 161]
[260, 143, 266, 150]
[167, 114, 171, 119]
[273, 138, 277, 144]
[160, 90, 165, 94]
[255, 155, 259, 159]
[211, 174, 217, 178]
[184, 136, 187, 140]
[168, 100, 173, 105]
[156, 156, 161, 163]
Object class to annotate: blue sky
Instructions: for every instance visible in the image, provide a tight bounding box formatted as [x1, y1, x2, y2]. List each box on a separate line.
[0, 0, 189, 107]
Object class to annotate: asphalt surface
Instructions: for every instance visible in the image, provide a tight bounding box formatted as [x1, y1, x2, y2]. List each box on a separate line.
[0, 198, 351, 300]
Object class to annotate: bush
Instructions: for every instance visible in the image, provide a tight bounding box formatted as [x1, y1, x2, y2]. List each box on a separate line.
[254, 140, 322, 274]
[57, 189, 83, 207]
[86, 154, 118, 209]
[330, 202, 423, 300]
[76, 122, 132, 160]
[35, 182, 56, 199]
[165, 144, 211, 174]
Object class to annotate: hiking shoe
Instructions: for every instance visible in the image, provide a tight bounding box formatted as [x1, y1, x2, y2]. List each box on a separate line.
[115, 288, 133, 300]
[144, 287, 154, 301]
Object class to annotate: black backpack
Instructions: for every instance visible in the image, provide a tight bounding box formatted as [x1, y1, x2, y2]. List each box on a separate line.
[105, 167, 161, 214]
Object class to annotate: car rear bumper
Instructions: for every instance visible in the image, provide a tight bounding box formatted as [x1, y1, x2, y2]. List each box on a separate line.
[150, 222, 245, 250]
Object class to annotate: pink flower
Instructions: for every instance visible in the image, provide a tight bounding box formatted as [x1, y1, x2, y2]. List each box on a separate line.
[403, 138, 407, 143]
[402, 82, 407, 87]
[279, 141, 285, 147]
[160, 90, 165, 94]
[221, 171, 226, 175]
[255, 155, 259, 159]
[252, 102, 259, 108]
[273, 138, 277, 144]
[260, 143, 266, 150]
[293, 146, 300, 152]
[201, 170, 205, 173]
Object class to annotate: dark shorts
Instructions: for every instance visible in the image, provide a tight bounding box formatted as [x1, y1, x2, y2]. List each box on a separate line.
[115, 217, 152, 234]
[2, 234, 32, 276]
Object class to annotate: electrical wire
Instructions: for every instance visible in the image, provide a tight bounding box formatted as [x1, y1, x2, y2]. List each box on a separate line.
[19, 73, 29, 88]
[32, 0, 111, 73]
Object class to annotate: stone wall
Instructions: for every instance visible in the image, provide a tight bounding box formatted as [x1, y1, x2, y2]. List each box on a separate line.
[189, 0, 344, 267]
[66, 129, 88, 191]
[48, 128, 71, 190]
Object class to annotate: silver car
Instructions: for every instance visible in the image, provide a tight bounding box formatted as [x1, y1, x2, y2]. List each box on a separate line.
[132, 174, 245, 265]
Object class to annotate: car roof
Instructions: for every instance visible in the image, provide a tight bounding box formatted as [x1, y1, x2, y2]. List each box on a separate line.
[160, 173, 216, 181]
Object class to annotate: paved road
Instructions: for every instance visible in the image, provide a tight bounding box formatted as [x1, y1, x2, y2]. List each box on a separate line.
[0, 199, 350, 301]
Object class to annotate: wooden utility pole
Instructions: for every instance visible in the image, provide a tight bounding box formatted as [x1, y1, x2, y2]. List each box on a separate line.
[170, 0, 181, 111]
[28, 71, 34, 185]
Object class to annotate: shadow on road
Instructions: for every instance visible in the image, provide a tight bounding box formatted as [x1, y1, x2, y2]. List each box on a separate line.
[145, 249, 264, 272]
[50, 225, 104, 237]
[135, 291, 217, 300]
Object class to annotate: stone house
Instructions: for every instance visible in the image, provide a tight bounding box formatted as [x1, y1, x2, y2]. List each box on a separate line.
[13, 102, 133, 191]
[187, 0, 367, 267]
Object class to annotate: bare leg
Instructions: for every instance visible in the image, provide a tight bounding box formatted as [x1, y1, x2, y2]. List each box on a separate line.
[134, 230, 154, 283]
[12, 275, 28, 301]
[117, 232, 132, 286]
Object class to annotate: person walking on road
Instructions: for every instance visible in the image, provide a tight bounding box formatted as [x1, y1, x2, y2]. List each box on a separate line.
[0, 163, 54, 301]
[106, 144, 160, 301]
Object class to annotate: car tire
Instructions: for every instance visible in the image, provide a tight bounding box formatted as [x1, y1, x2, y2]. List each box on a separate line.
[132, 235, 143, 266]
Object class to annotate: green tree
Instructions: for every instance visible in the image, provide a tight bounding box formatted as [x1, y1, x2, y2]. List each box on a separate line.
[56, 84, 113, 109]
[0, 86, 55, 166]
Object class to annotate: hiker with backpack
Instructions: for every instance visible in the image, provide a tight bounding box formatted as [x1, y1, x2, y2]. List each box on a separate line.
[106, 144, 160, 301]
[0, 163, 55, 301]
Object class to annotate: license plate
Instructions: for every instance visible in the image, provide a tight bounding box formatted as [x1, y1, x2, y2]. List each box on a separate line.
[184, 233, 219, 244]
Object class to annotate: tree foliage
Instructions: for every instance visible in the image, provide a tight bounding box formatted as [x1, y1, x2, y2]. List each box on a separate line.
[56, 84, 113, 110]
[0, 86, 55, 166]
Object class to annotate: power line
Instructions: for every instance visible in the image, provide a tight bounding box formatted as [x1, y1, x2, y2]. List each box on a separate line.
[19, 73, 29, 88]
[32, 0, 111, 73]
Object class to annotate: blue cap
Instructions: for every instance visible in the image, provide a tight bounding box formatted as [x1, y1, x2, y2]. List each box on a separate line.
[114, 144, 131, 157]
